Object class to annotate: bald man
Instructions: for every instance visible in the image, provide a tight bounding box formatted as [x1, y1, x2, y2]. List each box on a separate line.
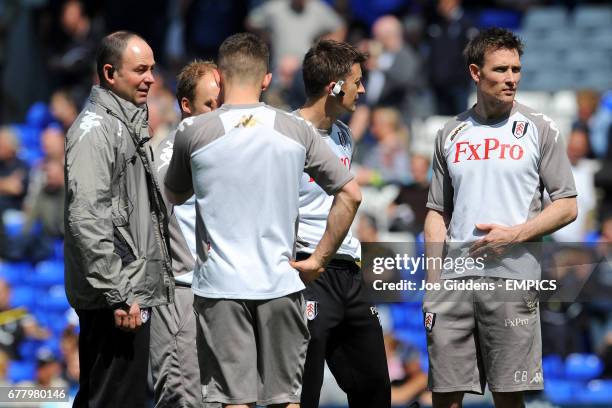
[366, 15, 423, 121]
[151, 60, 221, 408]
[65, 31, 172, 408]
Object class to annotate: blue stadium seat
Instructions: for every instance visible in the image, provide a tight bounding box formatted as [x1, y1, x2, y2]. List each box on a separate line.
[36, 285, 70, 313]
[522, 7, 568, 32]
[52, 239, 64, 261]
[542, 354, 564, 379]
[18, 339, 43, 360]
[0, 262, 31, 285]
[577, 380, 612, 404]
[9, 285, 36, 309]
[574, 5, 612, 32]
[30, 261, 64, 287]
[478, 9, 521, 29]
[565, 353, 603, 381]
[25, 102, 53, 129]
[544, 379, 579, 405]
[8, 361, 35, 383]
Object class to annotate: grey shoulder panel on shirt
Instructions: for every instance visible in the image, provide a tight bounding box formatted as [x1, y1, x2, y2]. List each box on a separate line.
[181, 111, 227, 155]
[273, 106, 316, 147]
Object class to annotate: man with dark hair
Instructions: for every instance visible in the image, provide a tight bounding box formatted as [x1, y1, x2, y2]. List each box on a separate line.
[164, 32, 362, 408]
[65, 31, 172, 407]
[294, 39, 391, 408]
[424, 27, 577, 408]
[151, 59, 220, 408]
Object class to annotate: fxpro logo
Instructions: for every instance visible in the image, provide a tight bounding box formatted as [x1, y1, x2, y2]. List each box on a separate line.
[453, 138, 524, 163]
[505, 317, 528, 327]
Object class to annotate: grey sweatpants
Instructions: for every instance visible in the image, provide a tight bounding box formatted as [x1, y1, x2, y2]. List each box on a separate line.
[150, 286, 200, 408]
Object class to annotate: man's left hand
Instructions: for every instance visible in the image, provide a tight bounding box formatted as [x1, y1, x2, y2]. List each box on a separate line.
[470, 223, 522, 259]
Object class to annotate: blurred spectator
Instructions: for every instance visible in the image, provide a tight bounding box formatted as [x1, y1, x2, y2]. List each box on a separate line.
[147, 86, 179, 148]
[601, 332, 612, 378]
[356, 107, 411, 186]
[553, 125, 599, 242]
[355, 212, 379, 243]
[573, 89, 600, 138]
[24, 126, 65, 212]
[0, 127, 29, 216]
[387, 154, 431, 234]
[23, 158, 65, 239]
[183, 0, 248, 61]
[590, 90, 612, 159]
[425, 0, 477, 115]
[0, 278, 49, 360]
[59, 328, 79, 393]
[0, 350, 9, 386]
[18, 347, 68, 389]
[47, 0, 102, 101]
[384, 333, 430, 407]
[365, 15, 426, 123]
[541, 248, 593, 357]
[247, 0, 346, 69]
[594, 123, 612, 221]
[49, 90, 79, 131]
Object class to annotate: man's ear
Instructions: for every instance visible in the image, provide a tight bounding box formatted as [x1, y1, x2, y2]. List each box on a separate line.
[180, 97, 192, 115]
[103, 64, 116, 84]
[261, 72, 273, 91]
[469, 63, 481, 84]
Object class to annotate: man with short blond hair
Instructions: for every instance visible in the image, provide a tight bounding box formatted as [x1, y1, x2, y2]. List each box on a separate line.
[151, 59, 221, 408]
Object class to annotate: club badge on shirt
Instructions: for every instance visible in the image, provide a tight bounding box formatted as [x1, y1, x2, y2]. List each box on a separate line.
[424, 312, 436, 332]
[141, 308, 150, 324]
[306, 301, 318, 321]
[512, 121, 529, 139]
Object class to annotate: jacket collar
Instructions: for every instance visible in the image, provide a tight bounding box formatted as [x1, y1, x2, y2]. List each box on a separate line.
[89, 85, 148, 133]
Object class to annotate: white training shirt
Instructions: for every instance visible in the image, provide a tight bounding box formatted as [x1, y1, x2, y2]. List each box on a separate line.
[293, 113, 361, 260]
[165, 103, 353, 299]
[427, 102, 577, 280]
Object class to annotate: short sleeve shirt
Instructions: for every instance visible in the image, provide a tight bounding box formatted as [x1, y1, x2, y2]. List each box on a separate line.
[165, 103, 353, 299]
[427, 102, 577, 279]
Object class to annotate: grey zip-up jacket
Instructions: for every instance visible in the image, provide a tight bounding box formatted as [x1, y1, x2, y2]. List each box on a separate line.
[64, 86, 174, 309]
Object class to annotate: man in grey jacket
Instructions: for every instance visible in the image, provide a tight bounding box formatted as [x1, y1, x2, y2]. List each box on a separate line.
[64, 31, 173, 408]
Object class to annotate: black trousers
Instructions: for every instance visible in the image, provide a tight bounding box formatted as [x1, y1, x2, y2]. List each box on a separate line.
[298, 254, 391, 408]
[74, 308, 151, 408]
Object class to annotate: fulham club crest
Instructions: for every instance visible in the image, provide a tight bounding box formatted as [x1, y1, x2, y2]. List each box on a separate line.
[512, 121, 529, 139]
[306, 301, 318, 321]
[424, 312, 436, 332]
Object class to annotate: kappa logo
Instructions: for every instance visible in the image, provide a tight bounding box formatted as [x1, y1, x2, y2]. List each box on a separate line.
[78, 110, 103, 142]
[177, 116, 194, 132]
[530, 371, 544, 384]
[424, 312, 436, 332]
[306, 301, 318, 321]
[157, 140, 174, 172]
[512, 121, 529, 139]
[449, 122, 470, 141]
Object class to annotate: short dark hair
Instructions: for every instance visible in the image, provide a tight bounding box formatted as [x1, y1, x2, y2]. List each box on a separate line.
[302, 40, 367, 99]
[218, 33, 269, 85]
[176, 60, 217, 106]
[463, 27, 523, 68]
[96, 31, 142, 86]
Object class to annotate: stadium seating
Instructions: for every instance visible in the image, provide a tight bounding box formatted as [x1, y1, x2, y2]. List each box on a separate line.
[522, 6, 568, 33]
[565, 353, 604, 381]
[8, 360, 36, 383]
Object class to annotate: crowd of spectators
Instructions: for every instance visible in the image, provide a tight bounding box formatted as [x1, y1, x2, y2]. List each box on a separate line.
[0, 0, 611, 406]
